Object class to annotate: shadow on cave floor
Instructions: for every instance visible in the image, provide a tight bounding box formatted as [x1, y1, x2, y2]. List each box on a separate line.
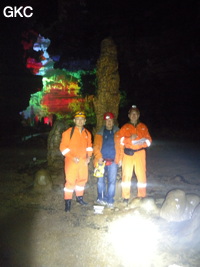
[0, 208, 35, 267]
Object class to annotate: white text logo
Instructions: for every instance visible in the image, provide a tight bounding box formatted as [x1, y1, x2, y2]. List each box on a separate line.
[3, 6, 33, 18]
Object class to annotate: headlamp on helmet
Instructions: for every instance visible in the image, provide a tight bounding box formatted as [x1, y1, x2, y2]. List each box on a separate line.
[74, 111, 86, 118]
[103, 112, 115, 120]
[128, 105, 140, 114]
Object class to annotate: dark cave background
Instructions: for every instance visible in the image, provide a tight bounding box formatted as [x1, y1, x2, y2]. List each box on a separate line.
[0, 0, 200, 142]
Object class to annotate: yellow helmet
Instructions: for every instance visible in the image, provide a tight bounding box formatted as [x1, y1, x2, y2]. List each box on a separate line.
[74, 111, 86, 118]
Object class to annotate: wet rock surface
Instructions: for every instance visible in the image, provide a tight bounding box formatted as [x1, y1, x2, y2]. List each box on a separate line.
[160, 189, 200, 222]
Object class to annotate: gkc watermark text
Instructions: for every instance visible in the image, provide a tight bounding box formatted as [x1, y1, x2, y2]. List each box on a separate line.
[3, 6, 33, 18]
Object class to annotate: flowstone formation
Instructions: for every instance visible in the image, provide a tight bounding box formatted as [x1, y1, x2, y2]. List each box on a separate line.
[94, 37, 120, 131]
[20, 32, 95, 126]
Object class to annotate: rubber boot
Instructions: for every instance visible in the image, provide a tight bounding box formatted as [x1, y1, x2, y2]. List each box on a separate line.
[76, 196, 88, 205]
[65, 199, 71, 212]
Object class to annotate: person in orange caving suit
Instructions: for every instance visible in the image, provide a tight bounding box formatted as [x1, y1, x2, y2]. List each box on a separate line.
[119, 105, 152, 205]
[60, 111, 93, 212]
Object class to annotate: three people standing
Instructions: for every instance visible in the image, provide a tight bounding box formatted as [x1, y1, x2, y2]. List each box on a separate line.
[60, 106, 152, 212]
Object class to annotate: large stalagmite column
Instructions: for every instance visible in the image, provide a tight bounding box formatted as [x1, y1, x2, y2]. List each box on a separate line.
[94, 37, 120, 131]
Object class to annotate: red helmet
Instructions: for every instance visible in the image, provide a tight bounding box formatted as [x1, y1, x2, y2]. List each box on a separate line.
[103, 112, 115, 120]
[128, 105, 140, 114]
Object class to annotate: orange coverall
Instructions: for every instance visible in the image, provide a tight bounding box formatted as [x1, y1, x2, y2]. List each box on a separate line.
[60, 126, 93, 200]
[119, 122, 152, 198]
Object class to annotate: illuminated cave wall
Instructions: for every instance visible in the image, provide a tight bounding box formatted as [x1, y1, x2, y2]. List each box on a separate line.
[20, 32, 95, 126]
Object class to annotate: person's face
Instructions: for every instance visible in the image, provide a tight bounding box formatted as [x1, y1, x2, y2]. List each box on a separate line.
[128, 110, 140, 124]
[74, 117, 86, 128]
[105, 118, 114, 130]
